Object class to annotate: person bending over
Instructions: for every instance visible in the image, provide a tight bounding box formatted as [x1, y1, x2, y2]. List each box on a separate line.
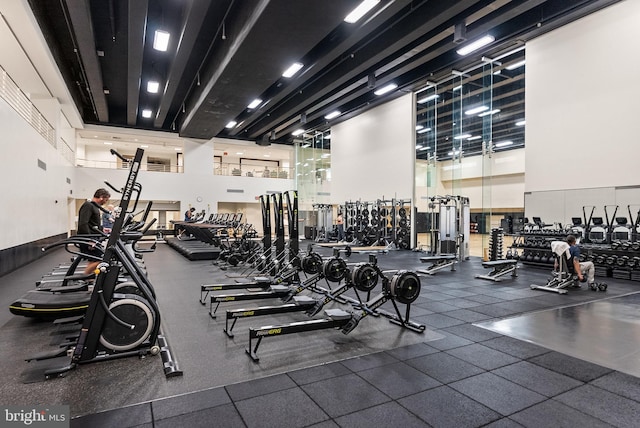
[78, 188, 111, 276]
[566, 234, 595, 287]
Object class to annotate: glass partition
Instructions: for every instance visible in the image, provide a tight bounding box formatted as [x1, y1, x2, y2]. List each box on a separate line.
[414, 47, 525, 257]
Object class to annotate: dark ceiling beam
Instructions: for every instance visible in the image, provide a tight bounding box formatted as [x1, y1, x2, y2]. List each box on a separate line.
[178, 0, 270, 137]
[238, 0, 491, 141]
[127, 0, 148, 126]
[64, 0, 108, 122]
[153, 0, 213, 128]
[179, 0, 363, 140]
[225, 0, 416, 139]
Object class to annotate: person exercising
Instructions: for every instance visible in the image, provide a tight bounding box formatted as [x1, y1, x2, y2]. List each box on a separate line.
[336, 212, 345, 242]
[566, 234, 595, 287]
[78, 188, 111, 276]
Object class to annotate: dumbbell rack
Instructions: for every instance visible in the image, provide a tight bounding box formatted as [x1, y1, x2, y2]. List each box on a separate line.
[488, 228, 504, 261]
[513, 229, 573, 267]
[580, 242, 640, 281]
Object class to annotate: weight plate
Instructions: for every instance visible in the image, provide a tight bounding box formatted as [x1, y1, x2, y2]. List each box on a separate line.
[398, 207, 407, 218]
[302, 252, 323, 274]
[370, 218, 379, 227]
[351, 263, 378, 292]
[370, 209, 378, 217]
[399, 218, 408, 228]
[399, 239, 410, 250]
[323, 257, 348, 282]
[389, 271, 421, 304]
[362, 209, 369, 217]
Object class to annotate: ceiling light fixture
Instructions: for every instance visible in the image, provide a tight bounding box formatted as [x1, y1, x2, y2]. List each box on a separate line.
[465, 105, 489, 115]
[417, 128, 431, 134]
[247, 99, 262, 109]
[141, 109, 152, 118]
[416, 125, 424, 131]
[456, 35, 495, 56]
[174, 147, 182, 151]
[153, 30, 170, 51]
[453, 85, 462, 91]
[292, 129, 305, 136]
[495, 141, 513, 148]
[506, 60, 526, 70]
[147, 81, 159, 93]
[103, 142, 112, 145]
[515, 120, 526, 126]
[374, 83, 397, 96]
[344, 0, 380, 23]
[283, 62, 304, 78]
[478, 109, 501, 117]
[324, 111, 341, 120]
[467, 136, 482, 141]
[453, 134, 472, 140]
[417, 94, 439, 103]
[140, 145, 149, 148]
[225, 121, 237, 129]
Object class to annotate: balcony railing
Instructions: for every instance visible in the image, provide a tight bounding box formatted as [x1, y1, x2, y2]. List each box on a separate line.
[215, 162, 292, 179]
[76, 159, 184, 173]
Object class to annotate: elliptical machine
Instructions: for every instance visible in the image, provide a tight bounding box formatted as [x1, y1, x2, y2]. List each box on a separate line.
[24, 149, 181, 379]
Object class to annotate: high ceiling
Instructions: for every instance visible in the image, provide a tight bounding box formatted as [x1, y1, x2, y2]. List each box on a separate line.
[28, 0, 619, 150]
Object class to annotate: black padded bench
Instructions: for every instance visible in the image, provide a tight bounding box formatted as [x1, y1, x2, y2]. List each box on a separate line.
[475, 259, 518, 282]
[417, 254, 457, 275]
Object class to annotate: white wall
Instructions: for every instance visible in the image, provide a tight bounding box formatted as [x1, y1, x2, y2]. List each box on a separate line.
[525, 0, 640, 192]
[331, 94, 414, 202]
[0, 99, 73, 250]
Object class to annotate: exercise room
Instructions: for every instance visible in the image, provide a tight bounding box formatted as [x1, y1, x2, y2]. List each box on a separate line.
[1, 1, 639, 427]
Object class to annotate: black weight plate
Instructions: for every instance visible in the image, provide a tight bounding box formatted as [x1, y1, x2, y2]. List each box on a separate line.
[302, 252, 323, 275]
[399, 239, 410, 250]
[351, 263, 378, 292]
[323, 258, 348, 282]
[399, 218, 408, 228]
[370, 218, 379, 227]
[398, 207, 407, 218]
[380, 208, 387, 217]
[362, 209, 369, 217]
[370, 209, 378, 217]
[389, 271, 421, 304]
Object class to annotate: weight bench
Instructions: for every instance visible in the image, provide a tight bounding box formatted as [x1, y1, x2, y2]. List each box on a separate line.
[475, 259, 518, 282]
[417, 254, 457, 275]
[530, 241, 576, 294]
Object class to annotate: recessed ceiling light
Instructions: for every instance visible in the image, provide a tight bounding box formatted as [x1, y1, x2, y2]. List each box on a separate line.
[478, 109, 501, 117]
[374, 83, 397, 96]
[103, 142, 112, 145]
[147, 81, 160, 93]
[324, 111, 341, 120]
[140, 145, 149, 148]
[282, 62, 304, 78]
[236, 152, 243, 155]
[141, 109, 152, 118]
[515, 120, 526, 126]
[292, 129, 305, 136]
[506, 60, 526, 70]
[465, 106, 489, 115]
[225, 121, 237, 129]
[247, 99, 262, 109]
[495, 141, 513, 148]
[453, 134, 472, 140]
[467, 136, 482, 141]
[417, 128, 431, 134]
[453, 85, 462, 91]
[153, 30, 170, 51]
[263, 154, 271, 157]
[456, 35, 495, 56]
[416, 125, 424, 131]
[417, 94, 439, 103]
[174, 147, 182, 151]
[344, 0, 380, 23]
